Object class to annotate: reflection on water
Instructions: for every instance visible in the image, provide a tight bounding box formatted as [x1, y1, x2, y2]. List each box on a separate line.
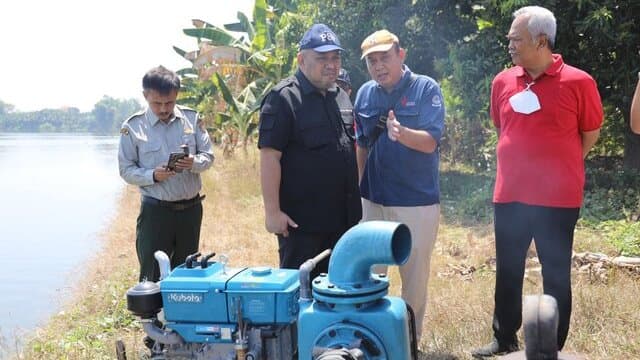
[0, 133, 124, 349]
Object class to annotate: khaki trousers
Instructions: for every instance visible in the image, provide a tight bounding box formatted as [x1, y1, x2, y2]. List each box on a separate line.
[362, 198, 439, 340]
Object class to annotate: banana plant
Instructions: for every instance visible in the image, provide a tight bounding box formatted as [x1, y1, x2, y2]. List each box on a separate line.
[211, 72, 261, 155]
[173, 0, 311, 155]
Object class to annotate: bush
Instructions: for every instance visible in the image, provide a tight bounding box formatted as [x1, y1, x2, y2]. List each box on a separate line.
[440, 166, 494, 226]
[582, 156, 640, 223]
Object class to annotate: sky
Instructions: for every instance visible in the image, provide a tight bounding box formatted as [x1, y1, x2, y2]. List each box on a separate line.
[0, 0, 255, 112]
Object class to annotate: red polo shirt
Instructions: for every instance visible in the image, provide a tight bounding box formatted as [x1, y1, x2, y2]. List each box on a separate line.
[490, 54, 603, 207]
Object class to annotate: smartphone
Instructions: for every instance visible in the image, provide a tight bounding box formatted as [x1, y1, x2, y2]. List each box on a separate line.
[166, 152, 187, 172]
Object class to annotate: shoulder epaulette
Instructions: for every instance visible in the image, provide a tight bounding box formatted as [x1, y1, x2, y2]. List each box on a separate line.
[121, 110, 143, 135]
[271, 77, 296, 93]
[123, 109, 145, 123]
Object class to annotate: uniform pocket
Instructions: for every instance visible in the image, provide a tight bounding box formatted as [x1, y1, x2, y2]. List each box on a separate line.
[300, 123, 333, 150]
[139, 140, 163, 168]
[394, 108, 420, 127]
[356, 110, 382, 145]
[356, 111, 382, 132]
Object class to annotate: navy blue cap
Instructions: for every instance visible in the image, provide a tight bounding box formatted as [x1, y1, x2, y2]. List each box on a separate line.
[299, 23, 343, 52]
[337, 68, 351, 86]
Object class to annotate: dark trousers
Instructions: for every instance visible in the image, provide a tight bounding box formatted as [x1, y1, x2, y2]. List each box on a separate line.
[493, 202, 579, 350]
[136, 201, 203, 282]
[277, 229, 343, 279]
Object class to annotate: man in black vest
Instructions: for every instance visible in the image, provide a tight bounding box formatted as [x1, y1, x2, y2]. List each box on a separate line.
[258, 24, 361, 278]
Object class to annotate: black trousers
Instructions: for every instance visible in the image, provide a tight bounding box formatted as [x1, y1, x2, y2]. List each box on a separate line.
[492, 202, 579, 350]
[136, 201, 203, 282]
[277, 229, 344, 280]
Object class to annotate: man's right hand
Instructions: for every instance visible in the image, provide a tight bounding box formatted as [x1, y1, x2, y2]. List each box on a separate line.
[265, 210, 298, 237]
[153, 166, 176, 182]
[386, 110, 400, 141]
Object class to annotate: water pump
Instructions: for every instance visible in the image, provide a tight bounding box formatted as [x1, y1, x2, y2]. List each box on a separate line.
[118, 221, 418, 359]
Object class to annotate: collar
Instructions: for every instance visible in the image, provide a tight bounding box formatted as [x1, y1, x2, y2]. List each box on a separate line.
[515, 53, 565, 78]
[295, 69, 339, 96]
[376, 64, 413, 93]
[145, 107, 183, 126]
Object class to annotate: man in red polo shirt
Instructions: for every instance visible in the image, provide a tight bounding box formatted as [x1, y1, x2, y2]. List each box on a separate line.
[471, 6, 603, 358]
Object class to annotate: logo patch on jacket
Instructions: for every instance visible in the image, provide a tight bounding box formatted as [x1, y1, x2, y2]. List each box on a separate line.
[401, 96, 416, 107]
[432, 95, 442, 107]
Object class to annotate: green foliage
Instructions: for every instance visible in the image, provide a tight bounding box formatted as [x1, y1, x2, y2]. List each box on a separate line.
[177, 0, 313, 155]
[211, 72, 263, 155]
[440, 165, 495, 226]
[550, 1, 640, 159]
[582, 156, 640, 223]
[314, 0, 477, 92]
[594, 220, 640, 256]
[439, 156, 640, 256]
[580, 220, 640, 257]
[570, 156, 640, 256]
[441, 0, 640, 167]
[312, 0, 640, 168]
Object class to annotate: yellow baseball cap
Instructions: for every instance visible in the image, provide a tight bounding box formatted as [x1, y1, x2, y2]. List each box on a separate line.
[360, 29, 399, 59]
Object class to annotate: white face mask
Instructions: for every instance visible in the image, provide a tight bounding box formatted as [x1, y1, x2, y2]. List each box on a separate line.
[509, 82, 541, 115]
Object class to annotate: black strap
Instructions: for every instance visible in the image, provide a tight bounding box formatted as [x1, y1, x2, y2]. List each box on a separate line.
[367, 74, 417, 149]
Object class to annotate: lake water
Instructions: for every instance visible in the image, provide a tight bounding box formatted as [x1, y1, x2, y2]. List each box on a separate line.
[0, 133, 123, 350]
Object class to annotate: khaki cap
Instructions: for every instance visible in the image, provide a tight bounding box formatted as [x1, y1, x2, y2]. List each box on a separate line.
[360, 29, 399, 59]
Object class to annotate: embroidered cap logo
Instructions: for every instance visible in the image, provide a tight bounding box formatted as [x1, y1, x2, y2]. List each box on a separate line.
[320, 32, 335, 42]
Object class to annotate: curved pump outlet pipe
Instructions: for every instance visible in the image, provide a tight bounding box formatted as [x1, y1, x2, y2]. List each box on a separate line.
[154, 251, 171, 281]
[328, 221, 411, 287]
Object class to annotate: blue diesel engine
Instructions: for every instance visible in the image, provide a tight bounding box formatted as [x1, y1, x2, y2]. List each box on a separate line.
[120, 221, 418, 359]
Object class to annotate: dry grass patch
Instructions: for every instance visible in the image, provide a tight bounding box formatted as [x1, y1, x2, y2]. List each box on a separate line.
[418, 223, 640, 359]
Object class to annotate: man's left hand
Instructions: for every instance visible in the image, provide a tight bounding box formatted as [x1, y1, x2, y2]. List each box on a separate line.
[175, 155, 194, 171]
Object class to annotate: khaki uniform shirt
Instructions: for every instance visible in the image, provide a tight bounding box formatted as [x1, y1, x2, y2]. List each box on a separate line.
[118, 105, 214, 201]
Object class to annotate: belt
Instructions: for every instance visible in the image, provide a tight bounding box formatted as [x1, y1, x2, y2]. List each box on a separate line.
[142, 194, 205, 211]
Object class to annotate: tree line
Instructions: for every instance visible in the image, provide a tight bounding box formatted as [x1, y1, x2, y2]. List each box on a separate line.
[0, 96, 141, 134]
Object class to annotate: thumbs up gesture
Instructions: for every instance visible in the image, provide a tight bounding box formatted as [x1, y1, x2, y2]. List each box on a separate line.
[386, 110, 402, 141]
